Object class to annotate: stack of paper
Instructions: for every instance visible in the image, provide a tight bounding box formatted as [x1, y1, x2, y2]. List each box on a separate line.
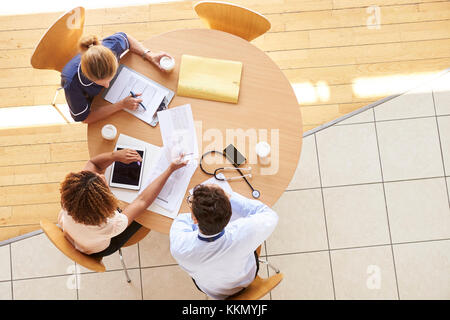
[177, 54, 243, 104]
[103, 65, 173, 126]
[142, 104, 199, 212]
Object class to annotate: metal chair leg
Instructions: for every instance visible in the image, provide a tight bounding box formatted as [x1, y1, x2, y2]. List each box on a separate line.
[52, 87, 63, 106]
[118, 248, 131, 283]
[259, 258, 280, 274]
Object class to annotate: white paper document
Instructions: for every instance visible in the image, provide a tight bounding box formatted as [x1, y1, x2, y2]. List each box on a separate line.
[105, 134, 191, 219]
[157, 104, 199, 161]
[104, 66, 169, 125]
[140, 146, 198, 213]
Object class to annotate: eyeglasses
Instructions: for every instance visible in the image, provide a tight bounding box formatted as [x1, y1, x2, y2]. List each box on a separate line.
[186, 194, 193, 207]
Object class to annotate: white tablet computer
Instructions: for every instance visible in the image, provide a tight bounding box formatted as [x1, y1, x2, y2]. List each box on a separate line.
[109, 145, 146, 190]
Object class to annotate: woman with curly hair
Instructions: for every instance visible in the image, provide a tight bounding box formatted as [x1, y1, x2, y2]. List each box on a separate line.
[58, 148, 186, 258]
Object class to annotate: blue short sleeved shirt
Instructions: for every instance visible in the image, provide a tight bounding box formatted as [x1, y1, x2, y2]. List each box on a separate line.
[61, 32, 130, 122]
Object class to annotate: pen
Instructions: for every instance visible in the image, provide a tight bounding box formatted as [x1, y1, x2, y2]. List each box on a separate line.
[129, 90, 147, 111]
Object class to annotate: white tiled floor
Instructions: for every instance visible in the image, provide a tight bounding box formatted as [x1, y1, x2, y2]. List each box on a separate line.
[1, 71, 449, 300]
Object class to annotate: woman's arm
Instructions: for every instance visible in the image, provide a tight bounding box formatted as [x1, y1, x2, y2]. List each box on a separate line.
[82, 95, 143, 124]
[83, 149, 142, 174]
[121, 158, 187, 225]
[126, 34, 173, 73]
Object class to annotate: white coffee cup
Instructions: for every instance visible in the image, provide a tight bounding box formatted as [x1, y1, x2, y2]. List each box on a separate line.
[255, 141, 271, 165]
[101, 124, 117, 141]
[160, 56, 175, 72]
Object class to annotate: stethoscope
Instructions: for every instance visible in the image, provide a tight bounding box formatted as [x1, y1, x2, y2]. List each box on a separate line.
[199, 150, 261, 199]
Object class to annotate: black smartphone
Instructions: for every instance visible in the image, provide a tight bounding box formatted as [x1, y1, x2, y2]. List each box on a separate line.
[223, 144, 246, 167]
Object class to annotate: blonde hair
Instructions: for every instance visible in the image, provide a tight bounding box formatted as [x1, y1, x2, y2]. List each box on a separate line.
[78, 35, 118, 81]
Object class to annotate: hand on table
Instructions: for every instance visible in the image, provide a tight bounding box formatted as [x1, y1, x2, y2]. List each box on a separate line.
[146, 51, 174, 73]
[114, 148, 142, 164]
[120, 93, 143, 111]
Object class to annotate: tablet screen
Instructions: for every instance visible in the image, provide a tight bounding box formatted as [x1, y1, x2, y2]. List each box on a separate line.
[111, 148, 144, 187]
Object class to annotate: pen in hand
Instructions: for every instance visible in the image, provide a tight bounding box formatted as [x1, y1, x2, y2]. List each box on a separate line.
[129, 90, 147, 111]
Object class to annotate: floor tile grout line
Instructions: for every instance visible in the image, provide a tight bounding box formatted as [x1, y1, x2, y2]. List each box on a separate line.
[75, 262, 79, 300]
[372, 112, 401, 300]
[9, 244, 13, 300]
[265, 237, 450, 258]
[137, 243, 144, 300]
[10, 266, 145, 283]
[304, 109, 450, 137]
[304, 112, 450, 135]
[431, 89, 450, 209]
[313, 133, 337, 300]
[285, 175, 450, 193]
[334, 114, 450, 127]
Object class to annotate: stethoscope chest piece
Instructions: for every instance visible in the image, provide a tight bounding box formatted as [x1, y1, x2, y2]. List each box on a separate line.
[252, 190, 261, 199]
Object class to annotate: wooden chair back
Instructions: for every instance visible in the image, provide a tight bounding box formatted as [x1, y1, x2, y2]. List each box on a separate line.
[40, 219, 106, 272]
[193, 1, 271, 41]
[226, 273, 283, 300]
[31, 7, 85, 73]
[123, 226, 151, 247]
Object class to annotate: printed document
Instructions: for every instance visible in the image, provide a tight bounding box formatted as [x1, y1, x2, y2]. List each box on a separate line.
[157, 104, 199, 161]
[140, 146, 197, 212]
[104, 65, 169, 125]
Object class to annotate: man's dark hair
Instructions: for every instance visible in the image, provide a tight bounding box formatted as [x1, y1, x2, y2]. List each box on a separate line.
[192, 184, 232, 235]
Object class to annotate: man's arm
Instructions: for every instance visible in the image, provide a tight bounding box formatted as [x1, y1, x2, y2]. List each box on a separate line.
[228, 193, 279, 253]
[169, 213, 196, 258]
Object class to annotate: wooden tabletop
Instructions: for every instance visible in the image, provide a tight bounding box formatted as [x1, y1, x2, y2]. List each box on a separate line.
[88, 28, 302, 234]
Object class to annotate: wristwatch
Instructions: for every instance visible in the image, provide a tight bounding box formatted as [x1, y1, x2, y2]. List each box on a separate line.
[141, 48, 151, 59]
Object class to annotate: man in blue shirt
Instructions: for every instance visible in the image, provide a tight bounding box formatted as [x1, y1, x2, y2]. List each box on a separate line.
[170, 184, 278, 299]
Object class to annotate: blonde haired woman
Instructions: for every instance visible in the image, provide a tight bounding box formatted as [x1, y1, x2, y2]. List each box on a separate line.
[61, 32, 172, 123]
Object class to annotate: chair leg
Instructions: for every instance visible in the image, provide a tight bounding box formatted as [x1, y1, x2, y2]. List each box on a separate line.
[118, 248, 131, 283]
[259, 258, 280, 274]
[52, 87, 63, 106]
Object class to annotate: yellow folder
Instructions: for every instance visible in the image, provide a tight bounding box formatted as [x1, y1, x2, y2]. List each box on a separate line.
[177, 54, 243, 104]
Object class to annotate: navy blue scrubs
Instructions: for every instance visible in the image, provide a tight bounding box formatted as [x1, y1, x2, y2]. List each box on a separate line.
[61, 32, 130, 122]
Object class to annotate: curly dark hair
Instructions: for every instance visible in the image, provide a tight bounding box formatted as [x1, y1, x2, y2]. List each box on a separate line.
[191, 184, 232, 235]
[60, 171, 118, 226]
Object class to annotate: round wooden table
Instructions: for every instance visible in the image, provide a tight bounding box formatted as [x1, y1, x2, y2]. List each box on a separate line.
[88, 28, 302, 234]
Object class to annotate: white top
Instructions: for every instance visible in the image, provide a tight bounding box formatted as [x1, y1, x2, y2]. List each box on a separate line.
[169, 192, 279, 300]
[58, 209, 128, 255]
